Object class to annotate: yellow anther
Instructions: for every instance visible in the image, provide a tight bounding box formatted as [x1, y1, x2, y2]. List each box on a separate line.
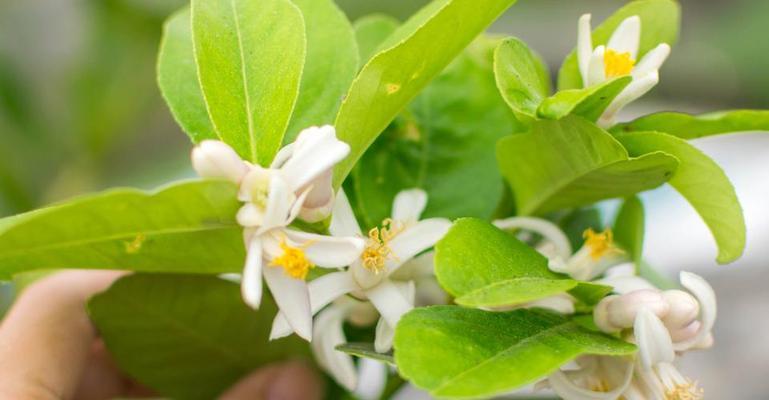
[583, 228, 618, 260]
[665, 381, 703, 400]
[604, 49, 635, 78]
[361, 218, 403, 273]
[271, 240, 314, 280]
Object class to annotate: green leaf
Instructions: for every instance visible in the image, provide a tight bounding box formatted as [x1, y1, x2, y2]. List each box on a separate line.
[436, 218, 592, 307]
[556, 207, 603, 251]
[0, 180, 243, 278]
[496, 116, 679, 215]
[192, 0, 306, 165]
[557, 0, 680, 90]
[613, 196, 645, 266]
[493, 37, 550, 119]
[333, 0, 518, 187]
[350, 38, 520, 227]
[612, 110, 769, 139]
[353, 14, 400, 65]
[394, 306, 636, 398]
[616, 131, 746, 264]
[284, 0, 359, 143]
[89, 274, 308, 400]
[537, 77, 631, 122]
[335, 342, 395, 365]
[157, 7, 217, 143]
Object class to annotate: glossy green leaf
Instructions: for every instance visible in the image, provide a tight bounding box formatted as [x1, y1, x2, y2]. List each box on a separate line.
[613, 196, 645, 266]
[350, 38, 520, 226]
[496, 116, 679, 215]
[557, 0, 680, 90]
[612, 110, 769, 139]
[89, 274, 308, 400]
[336, 342, 394, 365]
[192, 0, 305, 165]
[537, 76, 631, 121]
[158, 7, 217, 143]
[435, 218, 604, 307]
[353, 14, 400, 65]
[0, 180, 243, 278]
[284, 0, 358, 143]
[394, 306, 636, 398]
[616, 131, 746, 264]
[333, 0, 518, 187]
[493, 37, 550, 119]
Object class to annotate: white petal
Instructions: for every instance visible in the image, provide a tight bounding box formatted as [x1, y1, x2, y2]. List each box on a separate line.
[354, 359, 388, 400]
[548, 359, 633, 400]
[598, 274, 656, 295]
[365, 279, 413, 328]
[390, 251, 435, 280]
[599, 71, 659, 127]
[298, 170, 334, 223]
[271, 271, 357, 340]
[607, 15, 641, 59]
[191, 140, 248, 183]
[279, 125, 350, 191]
[374, 317, 395, 353]
[241, 236, 263, 309]
[236, 203, 265, 228]
[674, 271, 717, 351]
[634, 308, 675, 369]
[633, 43, 671, 78]
[282, 229, 365, 268]
[329, 189, 363, 237]
[528, 294, 575, 314]
[385, 218, 451, 275]
[219, 273, 242, 283]
[312, 305, 358, 391]
[269, 142, 295, 169]
[263, 265, 312, 341]
[392, 189, 428, 224]
[288, 186, 311, 223]
[587, 45, 607, 86]
[577, 14, 593, 86]
[493, 216, 573, 259]
[260, 175, 297, 231]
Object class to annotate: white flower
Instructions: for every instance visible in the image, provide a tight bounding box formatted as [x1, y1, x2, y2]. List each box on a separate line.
[576, 14, 671, 128]
[494, 217, 622, 281]
[270, 189, 450, 352]
[191, 126, 365, 341]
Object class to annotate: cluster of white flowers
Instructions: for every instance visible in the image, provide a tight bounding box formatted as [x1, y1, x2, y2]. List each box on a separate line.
[494, 216, 715, 400]
[191, 127, 450, 391]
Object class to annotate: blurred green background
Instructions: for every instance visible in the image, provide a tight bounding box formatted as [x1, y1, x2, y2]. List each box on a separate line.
[1, 0, 767, 398]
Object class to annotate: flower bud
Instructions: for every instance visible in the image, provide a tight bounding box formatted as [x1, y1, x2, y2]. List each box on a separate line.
[191, 140, 248, 183]
[661, 289, 699, 331]
[595, 289, 669, 333]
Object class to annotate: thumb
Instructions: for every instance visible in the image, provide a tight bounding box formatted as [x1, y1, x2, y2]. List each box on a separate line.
[220, 360, 324, 400]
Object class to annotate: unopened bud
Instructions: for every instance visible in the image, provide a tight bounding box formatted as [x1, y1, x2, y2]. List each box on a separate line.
[594, 289, 669, 333]
[661, 289, 699, 331]
[191, 140, 248, 183]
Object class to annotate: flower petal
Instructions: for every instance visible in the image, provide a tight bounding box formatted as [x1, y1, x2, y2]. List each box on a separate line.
[191, 140, 248, 183]
[599, 71, 659, 128]
[633, 43, 670, 78]
[263, 265, 312, 341]
[598, 274, 655, 295]
[279, 125, 350, 191]
[312, 305, 357, 391]
[329, 189, 363, 237]
[607, 15, 641, 58]
[241, 236, 263, 309]
[587, 45, 607, 86]
[365, 279, 413, 328]
[390, 251, 435, 280]
[392, 189, 428, 224]
[236, 203, 265, 228]
[493, 216, 573, 259]
[298, 170, 334, 223]
[283, 229, 365, 268]
[634, 308, 675, 369]
[674, 271, 717, 351]
[374, 317, 394, 353]
[271, 271, 357, 340]
[577, 14, 593, 85]
[385, 218, 451, 275]
[269, 142, 295, 169]
[260, 175, 297, 231]
[354, 359, 388, 400]
[548, 358, 633, 400]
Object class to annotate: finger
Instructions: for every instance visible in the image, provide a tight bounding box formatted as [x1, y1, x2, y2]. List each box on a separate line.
[220, 360, 324, 400]
[0, 270, 124, 400]
[73, 339, 155, 400]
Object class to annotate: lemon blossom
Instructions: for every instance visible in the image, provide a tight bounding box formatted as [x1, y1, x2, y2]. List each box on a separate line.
[545, 272, 715, 400]
[577, 14, 672, 128]
[270, 189, 451, 352]
[191, 126, 365, 341]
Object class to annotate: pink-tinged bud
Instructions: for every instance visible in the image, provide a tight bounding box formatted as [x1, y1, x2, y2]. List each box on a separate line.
[661, 289, 699, 331]
[594, 295, 620, 333]
[598, 289, 669, 333]
[668, 320, 701, 343]
[191, 140, 248, 183]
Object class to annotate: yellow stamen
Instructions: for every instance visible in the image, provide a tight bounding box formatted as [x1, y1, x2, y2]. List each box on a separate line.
[665, 381, 704, 400]
[604, 49, 635, 78]
[583, 228, 617, 260]
[361, 218, 403, 273]
[589, 380, 610, 392]
[271, 240, 314, 280]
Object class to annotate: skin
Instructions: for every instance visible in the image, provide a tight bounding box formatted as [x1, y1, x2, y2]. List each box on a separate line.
[0, 270, 324, 400]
